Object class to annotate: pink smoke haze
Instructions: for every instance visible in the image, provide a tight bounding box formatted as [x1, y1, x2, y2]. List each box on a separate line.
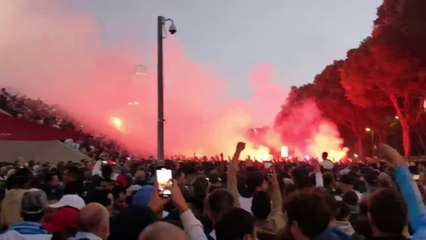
[0, 1, 347, 160]
[274, 100, 348, 161]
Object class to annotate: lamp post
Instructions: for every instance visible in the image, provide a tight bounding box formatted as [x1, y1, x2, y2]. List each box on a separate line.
[157, 16, 176, 162]
[365, 127, 375, 156]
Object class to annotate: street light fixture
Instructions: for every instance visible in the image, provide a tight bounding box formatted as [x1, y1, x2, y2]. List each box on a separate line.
[365, 127, 375, 156]
[157, 16, 177, 162]
[136, 65, 147, 75]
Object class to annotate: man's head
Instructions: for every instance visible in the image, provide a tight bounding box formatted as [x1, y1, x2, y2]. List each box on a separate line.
[368, 189, 407, 236]
[139, 222, 187, 240]
[286, 190, 332, 239]
[112, 186, 128, 210]
[21, 189, 48, 222]
[85, 189, 114, 212]
[63, 166, 82, 184]
[216, 207, 256, 240]
[208, 170, 220, 184]
[173, 169, 185, 186]
[251, 191, 271, 220]
[134, 170, 147, 185]
[246, 171, 267, 196]
[109, 206, 156, 240]
[77, 203, 110, 240]
[45, 172, 60, 187]
[342, 190, 359, 206]
[192, 176, 209, 198]
[322, 152, 328, 160]
[205, 189, 234, 223]
[13, 168, 32, 189]
[336, 201, 351, 221]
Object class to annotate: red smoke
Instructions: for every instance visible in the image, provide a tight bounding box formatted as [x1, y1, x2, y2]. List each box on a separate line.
[274, 100, 348, 161]
[0, 1, 347, 161]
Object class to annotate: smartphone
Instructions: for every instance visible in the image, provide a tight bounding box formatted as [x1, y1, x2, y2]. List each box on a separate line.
[264, 161, 273, 178]
[156, 166, 173, 198]
[264, 161, 273, 169]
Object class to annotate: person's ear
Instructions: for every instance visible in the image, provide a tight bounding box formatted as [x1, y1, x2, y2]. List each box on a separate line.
[242, 232, 256, 240]
[367, 211, 374, 226]
[290, 221, 302, 237]
[101, 220, 110, 240]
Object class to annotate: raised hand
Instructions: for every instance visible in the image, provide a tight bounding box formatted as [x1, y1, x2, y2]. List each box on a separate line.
[236, 142, 246, 152]
[170, 179, 189, 213]
[377, 144, 406, 167]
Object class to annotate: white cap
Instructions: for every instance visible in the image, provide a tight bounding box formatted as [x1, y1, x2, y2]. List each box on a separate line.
[126, 184, 142, 196]
[49, 194, 85, 210]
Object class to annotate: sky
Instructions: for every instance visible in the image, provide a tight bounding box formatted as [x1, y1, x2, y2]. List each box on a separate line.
[0, 0, 383, 158]
[66, 0, 382, 97]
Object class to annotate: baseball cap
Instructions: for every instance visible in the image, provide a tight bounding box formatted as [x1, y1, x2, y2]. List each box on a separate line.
[49, 194, 85, 210]
[42, 207, 79, 233]
[21, 188, 48, 215]
[126, 184, 142, 196]
[133, 185, 154, 206]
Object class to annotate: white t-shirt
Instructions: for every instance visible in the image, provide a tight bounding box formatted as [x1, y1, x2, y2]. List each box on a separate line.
[239, 196, 253, 214]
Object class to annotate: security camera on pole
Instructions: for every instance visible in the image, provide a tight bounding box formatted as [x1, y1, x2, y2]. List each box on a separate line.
[157, 16, 176, 165]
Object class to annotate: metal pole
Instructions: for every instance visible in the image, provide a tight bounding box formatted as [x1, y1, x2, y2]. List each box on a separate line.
[371, 130, 375, 156]
[157, 16, 164, 162]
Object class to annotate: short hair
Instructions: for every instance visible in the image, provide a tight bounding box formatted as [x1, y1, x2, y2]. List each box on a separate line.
[101, 165, 113, 180]
[208, 170, 220, 184]
[215, 207, 254, 240]
[286, 190, 332, 238]
[290, 167, 312, 189]
[340, 173, 355, 185]
[342, 191, 359, 206]
[109, 206, 156, 240]
[322, 152, 328, 160]
[245, 171, 265, 195]
[207, 189, 234, 223]
[192, 176, 209, 197]
[336, 201, 350, 221]
[368, 189, 407, 234]
[172, 168, 184, 179]
[112, 186, 126, 199]
[65, 166, 82, 180]
[85, 189, 112, 207]
[251, 191, 271, 220]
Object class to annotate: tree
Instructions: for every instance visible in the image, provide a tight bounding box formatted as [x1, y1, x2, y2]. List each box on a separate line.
[313, 60, 392, 157]
[341, 37, 426, 158]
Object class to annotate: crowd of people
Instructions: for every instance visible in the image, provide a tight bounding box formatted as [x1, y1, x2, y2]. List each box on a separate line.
[2, 89, 426, 240]
[0, 88, 132, 162]
[0, 142, 425, 240]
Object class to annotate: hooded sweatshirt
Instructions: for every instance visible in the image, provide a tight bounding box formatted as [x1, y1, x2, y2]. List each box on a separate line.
[0, 189, 26, 227]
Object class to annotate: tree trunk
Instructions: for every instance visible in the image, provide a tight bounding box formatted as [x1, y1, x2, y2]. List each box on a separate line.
[418, 133, 426, 155]
[401, 123, 411, 159]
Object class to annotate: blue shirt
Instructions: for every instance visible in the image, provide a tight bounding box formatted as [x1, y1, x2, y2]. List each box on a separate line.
[8, 221, 48, 235]
[394, 166, 426, 240]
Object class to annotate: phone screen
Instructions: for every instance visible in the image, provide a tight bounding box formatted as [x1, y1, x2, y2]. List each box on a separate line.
[264, 162, 273, 178]
[264, 162, 273, 169]
[156, 167, 173, 198]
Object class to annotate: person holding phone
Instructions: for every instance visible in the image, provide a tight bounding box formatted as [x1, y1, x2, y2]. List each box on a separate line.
[148, 174, 208, 240]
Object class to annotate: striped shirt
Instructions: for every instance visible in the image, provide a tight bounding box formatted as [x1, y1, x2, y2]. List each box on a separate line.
[8, 222, 48, 235]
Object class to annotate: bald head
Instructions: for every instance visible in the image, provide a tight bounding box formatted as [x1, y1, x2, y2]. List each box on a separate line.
[139, 222, 187, 240]
[77, 203, 110, 239]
